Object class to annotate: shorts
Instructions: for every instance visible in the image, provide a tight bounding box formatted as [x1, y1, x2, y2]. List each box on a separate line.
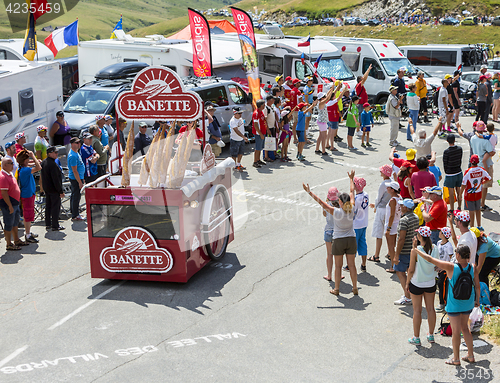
[444, 172, 463, 188]
[332, 236, 357, 256]
[210, 143, 222, 157]
[448, 309, 473, 317]
[371, 207, 386, 239]
[324, 229, 334, 242]
[297, 130, 305, 143]
[409, 282, 437, 295]
[465, 199, 481, 211]
[494, 92, 500, 100]
[279, 130, 290, 144]
[453, 101, 460, 110]
[419, 97, 428, 113]
[1, 204, 20, 231]
[394, 253, 410, 272]
[21, 195, 36, 222]
[485, 165, 494, 188]
[254, 134, 264, 151]
[438, 107, 448, 119]
[317, 122, 328, 132]
[230, 139, 245, 157]
[355, 228, 367, 256]
[347, 127, 356, 137]
[328, 121, 339, 130]
[362, 125, 371, 132]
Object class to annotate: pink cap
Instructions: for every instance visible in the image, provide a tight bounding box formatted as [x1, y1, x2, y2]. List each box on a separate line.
[475, 121, 486, 132]
[353, 176, 366, 192]
[379, 164, 392, 178]
[327, 187, 339, 201]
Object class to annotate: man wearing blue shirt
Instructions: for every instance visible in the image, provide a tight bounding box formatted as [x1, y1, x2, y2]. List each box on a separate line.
[68, 137, 85, 221]
[302, 77, 315, 138]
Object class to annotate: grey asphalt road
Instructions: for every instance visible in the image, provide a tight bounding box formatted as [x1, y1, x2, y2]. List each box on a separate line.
[1, 115, 500, 382]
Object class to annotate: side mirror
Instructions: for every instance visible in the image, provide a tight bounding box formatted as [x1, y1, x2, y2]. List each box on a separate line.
[376, 70, 385, 80]
[247, 92, 253, 104]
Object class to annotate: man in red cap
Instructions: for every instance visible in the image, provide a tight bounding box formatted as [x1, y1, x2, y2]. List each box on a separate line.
[461, 154, 491, 227]
[290, 79, 302, 143]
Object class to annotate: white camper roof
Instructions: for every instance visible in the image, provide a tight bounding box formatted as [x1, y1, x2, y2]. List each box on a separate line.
[317, 36, 403, 58]
[0, 59, 58, 76]
[260, 36, 342, 59]
[0, 39, 54, 61]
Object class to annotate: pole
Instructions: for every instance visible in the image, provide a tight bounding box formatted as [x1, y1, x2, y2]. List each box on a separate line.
[115, 111, 122, 173]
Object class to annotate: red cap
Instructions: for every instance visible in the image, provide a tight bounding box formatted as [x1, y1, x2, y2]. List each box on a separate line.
[363, 102, 370, 108]
[285, 76, 292, 81]
[479, 75, 487, 81]
[297, 102, 307, 110]
[470, 154, 480, 164]
[402, 161, 412, 168]
[292, 78, 301, 84]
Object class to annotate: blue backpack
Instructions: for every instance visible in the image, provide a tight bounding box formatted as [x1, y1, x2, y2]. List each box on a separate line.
[480, 281, 491, 305]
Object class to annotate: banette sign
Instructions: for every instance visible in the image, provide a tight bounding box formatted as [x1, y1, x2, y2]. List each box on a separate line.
[100, 227, 174, 273]
[116, 66, 203, 120]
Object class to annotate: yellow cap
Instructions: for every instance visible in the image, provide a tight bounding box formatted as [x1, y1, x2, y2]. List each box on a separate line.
[470, 227, 481, 238]
[406, 148, 416, 160]
[444, 74, 452, 79]
[275, 74, 283, 83]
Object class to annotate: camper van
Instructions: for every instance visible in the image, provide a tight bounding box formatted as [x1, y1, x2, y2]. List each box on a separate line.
[0, 39, 54, 61]
[0, 60, 63, 149]
[317, 37, 421, 104]
[399, 44, 477, 77]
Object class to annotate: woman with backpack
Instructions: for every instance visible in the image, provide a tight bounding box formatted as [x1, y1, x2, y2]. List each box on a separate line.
[303, 170, 358, 296]
[406, 226, 439, 346]
[415, 244, 480, 366]
[474, 227, 500, 285]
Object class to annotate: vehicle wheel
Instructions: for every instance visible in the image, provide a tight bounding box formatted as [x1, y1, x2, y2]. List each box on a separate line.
[204, 189, 230, 261]
[377, 96, 388, 105]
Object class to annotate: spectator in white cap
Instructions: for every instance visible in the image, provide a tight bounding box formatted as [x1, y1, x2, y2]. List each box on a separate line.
[14, 132, 26, 155]
[34, 125, 50, 161]
[406, 225, 439, 346]
[103, 115, 115, 146]
[315, 84, 340, 155]
[384, 179, 401, 274]
[448, 210, 477, 266]
[229, 107, 248, 172]
[387, 85, 403, 147]
[393, 198, 419, 306]
[95, 115, 109, 148]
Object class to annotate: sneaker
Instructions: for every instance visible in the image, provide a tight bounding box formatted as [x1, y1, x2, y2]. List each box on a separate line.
[361, 143, 366, 148]
[25, 234, 39, 243]
[366, 142, 372, 147]
[52, 226, 65, 231]
[394, 296, 412, 305]
[436, 304, 445, 312]
[315, 150, 322, 154]
[252, 162, 261, 168]
[31, 232, 39, 238]
[258, 160, 266, 165]
[72, 215, 86, 222]
[390, 141, 398, 147]
[427, 334, 435, 343]
[343, 265, 349, 271]
[361, 265, 367, 272]
[356, 130, 363, 137]
[408, 337, 421, 346]
[298, 155, 306, 161]
[348, 146, 358, 151]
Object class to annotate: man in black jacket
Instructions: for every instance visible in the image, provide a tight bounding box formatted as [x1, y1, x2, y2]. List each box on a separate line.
[41, 146, 65, 231]
[442, 134, 463, 211]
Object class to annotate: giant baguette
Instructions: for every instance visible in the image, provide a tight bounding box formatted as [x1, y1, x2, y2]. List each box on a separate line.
[159, 123, 175, 186]
[149, 123, 167, 187]
[168, 124, 196, 188]
[120, 121, 135, 187]
[138, 126, 161, 185]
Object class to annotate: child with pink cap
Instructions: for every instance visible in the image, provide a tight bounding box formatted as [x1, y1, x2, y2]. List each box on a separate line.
[436, 226, 454, 312]
[348, 176, 369, 272]
[323, 187, 343, 283]
[368, 164, 392, 263]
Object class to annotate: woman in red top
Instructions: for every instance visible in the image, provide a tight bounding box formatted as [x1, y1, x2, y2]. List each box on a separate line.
[397, 162, 412, 199]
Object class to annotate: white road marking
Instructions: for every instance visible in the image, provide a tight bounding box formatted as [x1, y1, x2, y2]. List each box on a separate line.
[0, 345, 28, 368]
[288, 175, 362, 197]
[48, 281, 126, 331]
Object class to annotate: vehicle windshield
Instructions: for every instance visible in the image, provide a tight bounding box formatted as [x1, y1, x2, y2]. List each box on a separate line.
[317, 58, 355, 81]
[488, 60, 500, 70]
[64, 88, 115, 114]
[380, 57, 418, 76]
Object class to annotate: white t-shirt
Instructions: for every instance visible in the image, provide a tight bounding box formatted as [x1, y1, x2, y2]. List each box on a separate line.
[265, 105, 276, 130]
[437, 240, 454, 262]
[412, 133, 435, 158]
[452, 230, 478, 265]
[5, 154, 18, 175]
[229, 116, 245, 141]
[438, 87, 448, 110]
[353, 191, 369, 229]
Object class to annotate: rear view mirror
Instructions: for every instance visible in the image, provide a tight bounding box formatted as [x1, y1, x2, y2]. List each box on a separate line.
[247, 92, 253, 103]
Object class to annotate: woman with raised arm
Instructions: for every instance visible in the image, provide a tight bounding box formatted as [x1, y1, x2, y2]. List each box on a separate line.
[414, 244, 480, 366]
[303, 170, 358, 296]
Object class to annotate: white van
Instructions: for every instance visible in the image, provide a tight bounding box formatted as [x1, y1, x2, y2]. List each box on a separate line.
[0, 60, 63, 149]
[318, 37, 419, 104]
[0, 39, 54, 61]
[399, 44, 477, 77]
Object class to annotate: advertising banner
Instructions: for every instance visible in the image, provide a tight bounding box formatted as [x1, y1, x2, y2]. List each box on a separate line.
[188, 8, 212, 77]
[230, 7, 261, 104]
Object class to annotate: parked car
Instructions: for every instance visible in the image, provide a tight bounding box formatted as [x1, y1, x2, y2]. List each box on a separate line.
[355, 18, 368, 26]
[308, 20, 320, 26]
[441, 17, 459, 25]
[461, 17, 477, 25]
[367, 18, 381, 26]
[461, 71, 480, 84]
[262, 21, 282, 28]
[488, 58, 500, 70]
[492, 16, 500, 26]
[284, 22, 296, 28]
[343, 17, 357, 25]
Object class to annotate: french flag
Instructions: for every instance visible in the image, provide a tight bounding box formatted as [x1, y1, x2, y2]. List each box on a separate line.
[44, 20, 79, 57]
[298, 35, 310, 47]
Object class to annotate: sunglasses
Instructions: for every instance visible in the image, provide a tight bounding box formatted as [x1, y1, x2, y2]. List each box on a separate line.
[4, 161, 13, 165]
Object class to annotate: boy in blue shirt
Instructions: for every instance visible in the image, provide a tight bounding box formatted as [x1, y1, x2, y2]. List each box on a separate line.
[68, 137, 85, 221]
[294, 100, 318, 161]
[80, 133, 99, 184]
[360, 102, 374, 148]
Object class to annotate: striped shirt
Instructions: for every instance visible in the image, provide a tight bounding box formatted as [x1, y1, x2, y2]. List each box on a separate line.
[397, 212, 420, 255]
[443, 145, 462, 175]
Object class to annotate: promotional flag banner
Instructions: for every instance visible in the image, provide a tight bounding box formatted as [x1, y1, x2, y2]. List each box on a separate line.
[298, 35, 310, 47]
[230, 6, 261, 104]
[31, 0, 49, 21]
[188, 8, 212, 77]
[314, 53, 323, 69]
[111, 15, 123, 39]
[44, 20, 79, 57]
[23, 10, 37, 61]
